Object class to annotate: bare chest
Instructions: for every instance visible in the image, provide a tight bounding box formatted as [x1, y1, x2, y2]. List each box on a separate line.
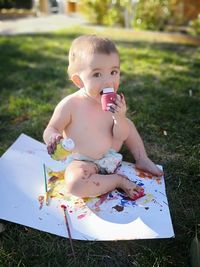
[65, 103, 114, 158]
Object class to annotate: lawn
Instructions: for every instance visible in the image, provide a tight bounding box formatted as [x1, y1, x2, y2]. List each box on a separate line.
[0, 26, 200, 267]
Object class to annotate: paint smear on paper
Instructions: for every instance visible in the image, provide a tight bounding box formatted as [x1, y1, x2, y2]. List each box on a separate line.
[38, 195, 44, 210]
[136, 169, 153, 179]
[77, 213, 87, 219]
[156, 178, 162, 184]
[112, 205, 124, 212]
[94, 193, 109, 208]
[141, 194, 154, 205]
[39, 165, 164, 222]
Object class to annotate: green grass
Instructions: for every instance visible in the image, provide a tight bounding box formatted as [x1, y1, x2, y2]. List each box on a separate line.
[0, 26, 200, 267]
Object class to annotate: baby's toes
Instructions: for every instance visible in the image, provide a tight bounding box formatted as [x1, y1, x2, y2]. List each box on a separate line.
[135, 185, 144, 192]
[131, 186, 145, 200]
[151, 167, 163, 177]
[156, 167, 164, 177]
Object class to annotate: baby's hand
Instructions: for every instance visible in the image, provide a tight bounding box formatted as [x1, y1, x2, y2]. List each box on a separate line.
[108, 93, 127, 117]
[47, 133, 63, 155]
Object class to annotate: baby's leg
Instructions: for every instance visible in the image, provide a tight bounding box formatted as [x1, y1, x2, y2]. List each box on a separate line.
[65, 160, 143, 199]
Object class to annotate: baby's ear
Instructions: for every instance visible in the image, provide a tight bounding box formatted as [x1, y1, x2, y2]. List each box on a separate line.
[71, 74, 84, 88]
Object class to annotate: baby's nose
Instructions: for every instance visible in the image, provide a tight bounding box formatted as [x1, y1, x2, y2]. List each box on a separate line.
[103, 78, 114, 88]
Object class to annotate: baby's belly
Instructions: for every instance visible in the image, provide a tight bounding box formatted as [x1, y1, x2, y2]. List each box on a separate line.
[64, 131, 113, 159]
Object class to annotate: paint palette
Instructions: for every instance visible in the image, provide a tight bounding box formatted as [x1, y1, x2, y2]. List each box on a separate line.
[0, 134, 174, 241]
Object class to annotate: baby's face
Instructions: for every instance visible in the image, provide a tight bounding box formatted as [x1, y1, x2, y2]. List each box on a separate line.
[78, 52, 120, 103]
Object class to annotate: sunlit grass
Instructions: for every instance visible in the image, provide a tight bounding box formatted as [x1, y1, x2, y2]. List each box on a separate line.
[0, 26, 200, 266]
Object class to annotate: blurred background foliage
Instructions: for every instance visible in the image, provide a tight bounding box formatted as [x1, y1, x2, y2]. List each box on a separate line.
[0, 0, 32, 9]
[0, 0, 200, 35]
[189, 14, 200, 36]
[79, 0, 200, 35]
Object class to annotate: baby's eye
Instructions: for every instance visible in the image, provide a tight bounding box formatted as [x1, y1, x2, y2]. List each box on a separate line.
[111, 70, 119, 75]
[93, 72, 101, 77]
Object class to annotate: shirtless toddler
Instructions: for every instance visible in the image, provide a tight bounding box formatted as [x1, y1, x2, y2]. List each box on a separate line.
[43, 35, 163, 199]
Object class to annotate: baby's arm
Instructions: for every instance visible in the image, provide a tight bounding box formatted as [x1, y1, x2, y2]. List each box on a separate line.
[43, 98, 71, 154]
[125, 119, 163, 176]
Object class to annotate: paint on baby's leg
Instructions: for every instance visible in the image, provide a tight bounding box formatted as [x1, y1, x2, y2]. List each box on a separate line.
[93, 165, 99, 173]
[93, 181, 100, 186]
[83, 170, 90, 178]
[81, 170, 92, 182]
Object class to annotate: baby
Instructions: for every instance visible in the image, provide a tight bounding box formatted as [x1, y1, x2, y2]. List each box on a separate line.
[43, 35, 163, 199]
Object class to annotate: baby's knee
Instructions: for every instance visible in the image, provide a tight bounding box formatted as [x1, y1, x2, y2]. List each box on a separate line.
[64, 161, 97, 195]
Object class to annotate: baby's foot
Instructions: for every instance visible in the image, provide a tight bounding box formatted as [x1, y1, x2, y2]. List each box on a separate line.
[135, 157, 163, 177]
[118, 174, 145, 200]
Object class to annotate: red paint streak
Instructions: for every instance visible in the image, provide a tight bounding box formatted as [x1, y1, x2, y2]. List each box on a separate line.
[61, 204, 67, 209]
[77, 213, 86, 219]
[94, 193, 108, 208]
[38, 195, 44, 210]
[132, 190, 145, 201]
[123, 188, 145, 201]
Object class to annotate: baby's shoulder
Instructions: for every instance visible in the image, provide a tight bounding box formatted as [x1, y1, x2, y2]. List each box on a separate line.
[56, 91, 81, 109]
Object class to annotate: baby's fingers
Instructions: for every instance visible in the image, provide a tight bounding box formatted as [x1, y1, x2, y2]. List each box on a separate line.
[55, 135, 63, 144]
[47, 143, 55, 155]
[107, 103, 116, 113]
[120, 93, 126, 105]
[47, 134, 62, 155]
[114, 96, 123, 108]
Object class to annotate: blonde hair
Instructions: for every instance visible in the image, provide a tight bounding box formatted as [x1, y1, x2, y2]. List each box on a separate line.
[68, 35, 119, 78]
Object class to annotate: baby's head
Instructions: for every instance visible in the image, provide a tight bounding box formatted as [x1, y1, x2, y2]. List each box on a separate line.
[68, 35, 119, 79]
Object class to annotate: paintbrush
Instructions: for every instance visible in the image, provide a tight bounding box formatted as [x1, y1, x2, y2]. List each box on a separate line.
[61, 204, 76, 259]
[43, 163, 49, 205]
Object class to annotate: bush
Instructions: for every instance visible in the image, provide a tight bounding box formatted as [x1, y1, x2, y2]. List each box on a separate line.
[103, 3, 125, 27]
[189, 14, 200, 36]
[79, 0, 110, 25]
[80, 0, 187, 31]
[133, 0, 174, 31]
[107, 0, 178, 30]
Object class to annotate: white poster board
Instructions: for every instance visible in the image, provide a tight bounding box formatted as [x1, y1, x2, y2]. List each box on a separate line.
[0, 134, 174, 240]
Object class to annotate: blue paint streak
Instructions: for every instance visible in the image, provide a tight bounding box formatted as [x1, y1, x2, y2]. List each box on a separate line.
[120, 198, 137, 207]
[109, 192, 114, 198]
[117, 193, 137, 207]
